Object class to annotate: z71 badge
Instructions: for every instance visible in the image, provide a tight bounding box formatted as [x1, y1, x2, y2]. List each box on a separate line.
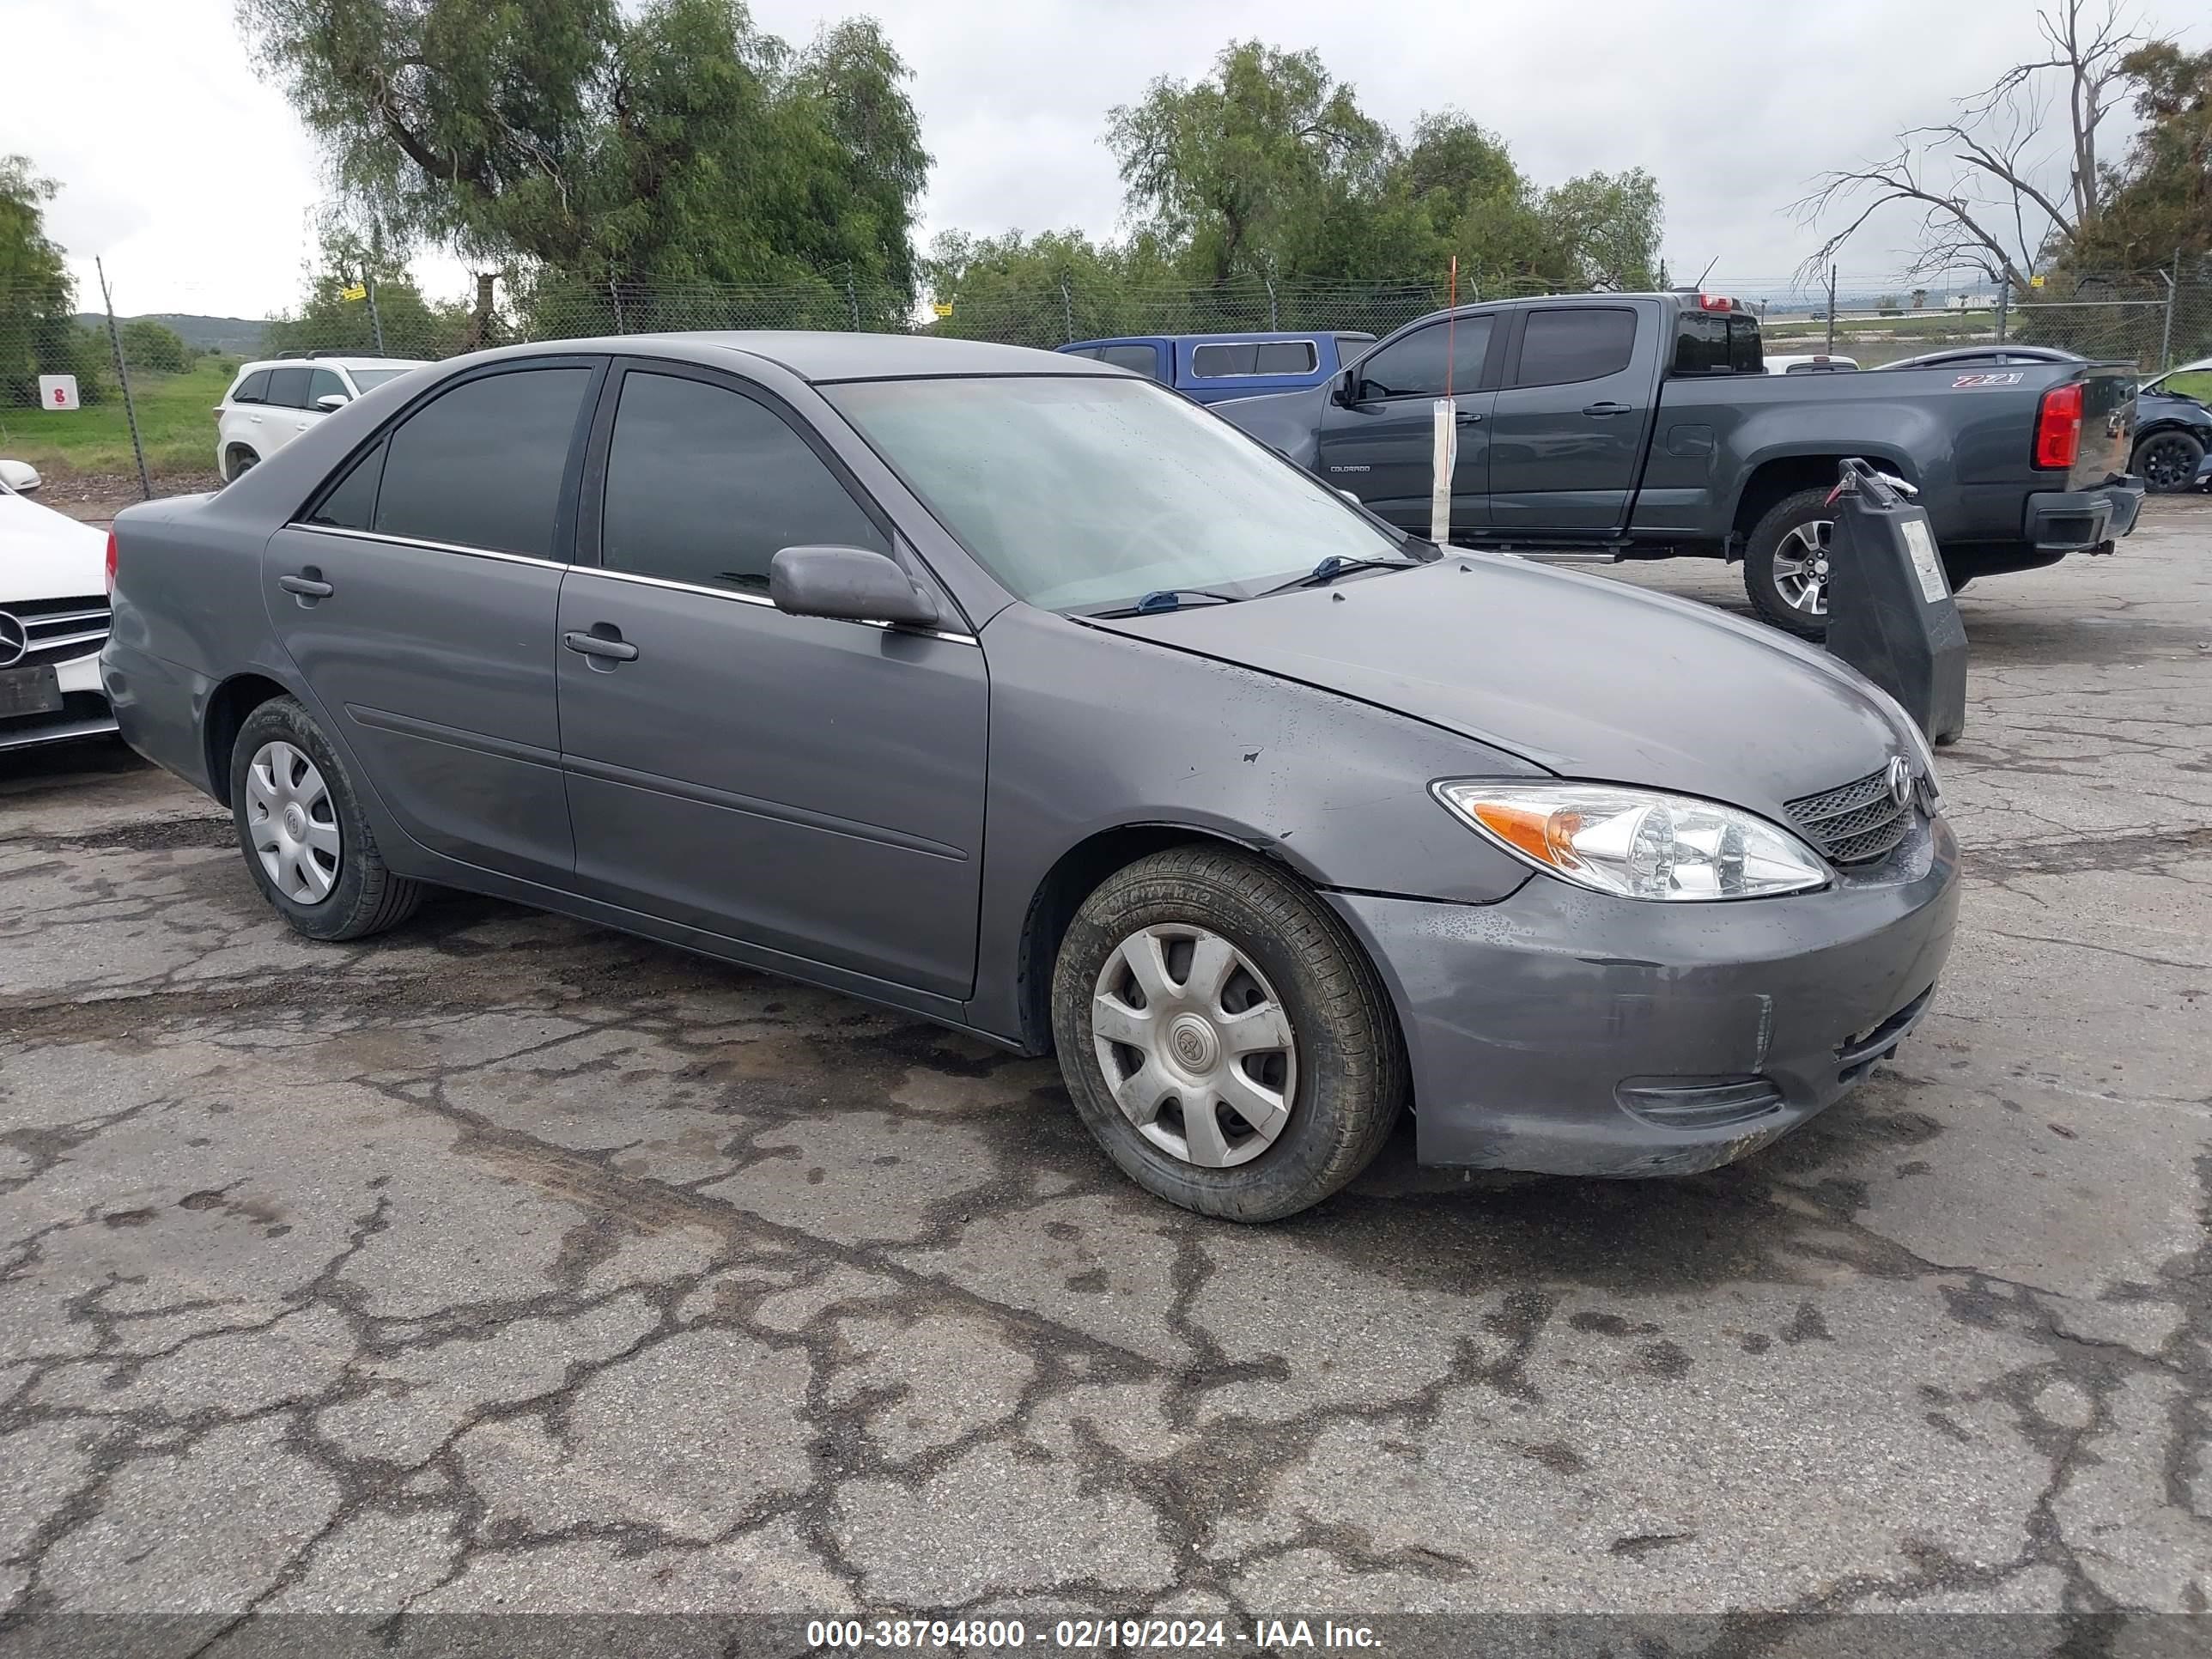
[1951, 371, 2024, 387]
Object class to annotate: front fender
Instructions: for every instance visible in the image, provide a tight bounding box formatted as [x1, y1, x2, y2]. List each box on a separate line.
[964, 605, 1541, 1042]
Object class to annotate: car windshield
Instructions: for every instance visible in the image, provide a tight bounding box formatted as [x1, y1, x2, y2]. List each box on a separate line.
[347, 368, 414, 391]
[824, 374, 1403, 611]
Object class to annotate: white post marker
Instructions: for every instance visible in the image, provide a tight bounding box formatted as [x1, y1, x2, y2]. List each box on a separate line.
[37, 375, 80, 411]
[1429, 397, 1457, 545]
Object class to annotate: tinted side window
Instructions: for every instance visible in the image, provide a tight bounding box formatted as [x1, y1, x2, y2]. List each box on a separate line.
[601, 372, 885, 594]
[232, 369, 270, 404]
[1062, 347, 1100, 360]
[1190, 343, 1255, 378]
[308, 368, 348, 406]
[1515, 308, 1638, 388]
[1354, 318, 1492, 400]
[1096, 344, 1161, 378]
[374, 368, 592, 558]
[1253, 341, 1318, 374]
[306, 441, 386, 529]
[266, 366, 312, 410]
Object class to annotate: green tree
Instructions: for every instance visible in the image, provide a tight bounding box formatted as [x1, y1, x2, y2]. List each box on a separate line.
[118, 319, 196, 374]
[264, 230, 474, 359]
[2061, 40, 2212, 270]
[0, 155, 104, 409]
[238, 0, 929, 302]
[1107, 42, 1394, 284]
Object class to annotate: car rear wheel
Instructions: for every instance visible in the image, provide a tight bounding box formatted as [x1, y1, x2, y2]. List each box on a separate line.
[229, 697, 424, 941]
[2134, 429, 2205, 494]
[1050, 846, 1404, 1221]
[223, 446, 259, 482]
[1743, 487, 1836, 640]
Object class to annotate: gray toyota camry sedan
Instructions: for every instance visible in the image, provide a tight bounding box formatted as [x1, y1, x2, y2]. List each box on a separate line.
[102, 333, 1958, 1220]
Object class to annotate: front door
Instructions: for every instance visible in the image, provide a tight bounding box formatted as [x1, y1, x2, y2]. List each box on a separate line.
[556, 364, 988, 1000]
[1314, 316, 1496, 535]
[1486, 303, 1654, 532]
[262, 360, 599, 880]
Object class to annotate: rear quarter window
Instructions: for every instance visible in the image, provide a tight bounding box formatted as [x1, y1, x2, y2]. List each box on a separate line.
[231, 369, 270, 404]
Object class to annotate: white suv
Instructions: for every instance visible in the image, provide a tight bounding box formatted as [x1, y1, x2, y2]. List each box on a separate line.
[216, 356, 428, 481]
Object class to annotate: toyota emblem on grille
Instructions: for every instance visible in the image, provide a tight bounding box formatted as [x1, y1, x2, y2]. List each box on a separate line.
[0, 611, 27, 669]
[1885, 755, 1912, 807]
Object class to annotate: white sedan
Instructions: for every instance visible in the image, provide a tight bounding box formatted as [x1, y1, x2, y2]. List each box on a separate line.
[0, 460, 118, 751]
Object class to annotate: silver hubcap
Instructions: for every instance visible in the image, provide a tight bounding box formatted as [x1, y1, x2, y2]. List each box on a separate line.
[246, 740, 340, 903]
[1771, 520, 1832, 616]
[1091, 924, 1297, 1169]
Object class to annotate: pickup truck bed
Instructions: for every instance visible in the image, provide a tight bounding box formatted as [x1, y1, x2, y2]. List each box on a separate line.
[1218, 292, 2143, 636]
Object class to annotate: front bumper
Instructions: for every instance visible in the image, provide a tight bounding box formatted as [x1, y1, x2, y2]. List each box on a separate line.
[1328, 810, 1960, 1177]
[0, 651, 117, 752]
[2024, 476, 2143, 552]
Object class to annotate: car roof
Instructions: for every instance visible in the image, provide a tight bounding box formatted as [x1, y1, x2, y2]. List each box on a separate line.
[1063, 331, 1354, 349]
[237, 356, 430, 373]
[641, 331, 1118, 382]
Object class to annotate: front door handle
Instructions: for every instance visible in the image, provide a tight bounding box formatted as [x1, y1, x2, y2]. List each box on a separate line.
[278, 573, 333, 599]
[1583, 401, 1632, 416]
[1455, 410, 1484, 426]
[563, 629, 639, 664]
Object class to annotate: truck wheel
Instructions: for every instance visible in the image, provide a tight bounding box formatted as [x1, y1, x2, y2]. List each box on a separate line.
[1051, 847, 1405, 1223]
[2133, 429, 2204, 494]
[1743, 488, 1835, 640]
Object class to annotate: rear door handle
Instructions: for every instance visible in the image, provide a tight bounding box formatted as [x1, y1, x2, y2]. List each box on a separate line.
[1583, 401, 1632, 416]
[563, 629, 639, 663]
[278, 574, 333, 598]
[1455, 410, 1483, 426]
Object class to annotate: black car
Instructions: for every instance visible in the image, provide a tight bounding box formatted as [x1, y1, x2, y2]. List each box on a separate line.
[1878, 347, 2209, 493]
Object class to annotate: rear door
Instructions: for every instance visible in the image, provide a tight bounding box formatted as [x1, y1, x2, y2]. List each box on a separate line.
[555, 362, 988, 998]
[1487, 303, 1655, 532]
[1312, 316, 1498, 532]
[263, 365, 314, 458]
[263, 359, 599, 881]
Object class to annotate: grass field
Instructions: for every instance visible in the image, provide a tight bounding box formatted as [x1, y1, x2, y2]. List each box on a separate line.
[0, 360, 232, 477]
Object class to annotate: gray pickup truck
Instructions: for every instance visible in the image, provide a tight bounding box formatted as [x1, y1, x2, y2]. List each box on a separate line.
[1218, 292, 2144, 635]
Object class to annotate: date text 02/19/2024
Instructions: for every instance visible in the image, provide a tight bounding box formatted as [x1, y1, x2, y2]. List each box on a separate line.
[805, 1618, 1382, 1650]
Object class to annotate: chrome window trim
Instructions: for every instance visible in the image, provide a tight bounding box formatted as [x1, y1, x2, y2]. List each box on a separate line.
[284, 524, 979, 645]
[1188, 340, 1321, 380]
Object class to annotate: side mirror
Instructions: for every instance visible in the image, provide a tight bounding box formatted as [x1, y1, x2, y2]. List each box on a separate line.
[0, 459, 40, 493]
[314, 392, 350, 411]
[1332, 369, 1358, 406]
[1335, 488, 1363, 506]
[769, 545, 941, 629]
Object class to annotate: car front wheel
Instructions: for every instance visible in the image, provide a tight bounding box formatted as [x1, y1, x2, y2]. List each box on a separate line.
[229, 696, 425, 940]
[2134, 429, 2205, 494]
[1051, 847, 1405, 1221]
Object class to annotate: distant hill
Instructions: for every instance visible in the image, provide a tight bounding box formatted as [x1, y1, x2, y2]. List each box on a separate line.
[73, 313, 267, 353]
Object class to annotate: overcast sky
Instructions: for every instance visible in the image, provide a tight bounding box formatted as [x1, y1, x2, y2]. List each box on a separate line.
[5, 0, 2200, 319]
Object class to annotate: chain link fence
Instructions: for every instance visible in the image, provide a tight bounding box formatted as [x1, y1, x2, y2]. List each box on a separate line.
[4, 270, 2208, 495]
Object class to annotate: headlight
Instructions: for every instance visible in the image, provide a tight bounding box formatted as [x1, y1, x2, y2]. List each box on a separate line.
[1433, 781, 1830, 901]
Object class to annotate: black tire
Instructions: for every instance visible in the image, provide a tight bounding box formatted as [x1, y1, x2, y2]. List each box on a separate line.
[224, 447, 259, 482]
[1050, 846, 1405, 1222]
[2133, 428, 2204, 494]
[1742, 487, 1835, 640]
[228, 696, 425, 941]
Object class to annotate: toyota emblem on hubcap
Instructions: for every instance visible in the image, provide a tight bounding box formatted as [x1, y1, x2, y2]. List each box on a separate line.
[0, 611, 27, 669]
[1886, 755, 1912, 807]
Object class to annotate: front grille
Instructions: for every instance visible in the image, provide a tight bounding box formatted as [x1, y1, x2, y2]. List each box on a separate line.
[1787, 764, 1911, 866]
[1, 595, 112, 669]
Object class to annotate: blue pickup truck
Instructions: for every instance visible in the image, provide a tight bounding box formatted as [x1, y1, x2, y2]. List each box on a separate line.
[1055, 331, 1374, 404]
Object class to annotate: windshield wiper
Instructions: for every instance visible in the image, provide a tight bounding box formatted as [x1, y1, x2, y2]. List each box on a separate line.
[1253, 554, 1427, 599]
[1082, 587, 1244, 618]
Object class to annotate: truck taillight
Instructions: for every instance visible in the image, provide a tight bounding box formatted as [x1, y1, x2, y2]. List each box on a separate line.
[104, 528, 118, 597]
[1698, 293, 1735, 312]
[2034, 382, 2082, 470]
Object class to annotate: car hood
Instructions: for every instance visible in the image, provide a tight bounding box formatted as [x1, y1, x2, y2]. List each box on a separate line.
[1086, 555, 1911, 822]
[0, 492, 106, 604]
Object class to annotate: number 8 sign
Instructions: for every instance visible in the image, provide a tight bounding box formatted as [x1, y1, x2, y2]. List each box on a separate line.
[38, 375, 81, 410]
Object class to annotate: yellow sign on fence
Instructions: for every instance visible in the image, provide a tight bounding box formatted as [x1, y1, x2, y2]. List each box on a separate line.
[931, 301, 954, 319]
[340, 283, 368, 302]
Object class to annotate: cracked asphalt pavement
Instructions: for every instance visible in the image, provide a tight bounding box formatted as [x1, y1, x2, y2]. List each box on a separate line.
[0, 499, 2207, 1632]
